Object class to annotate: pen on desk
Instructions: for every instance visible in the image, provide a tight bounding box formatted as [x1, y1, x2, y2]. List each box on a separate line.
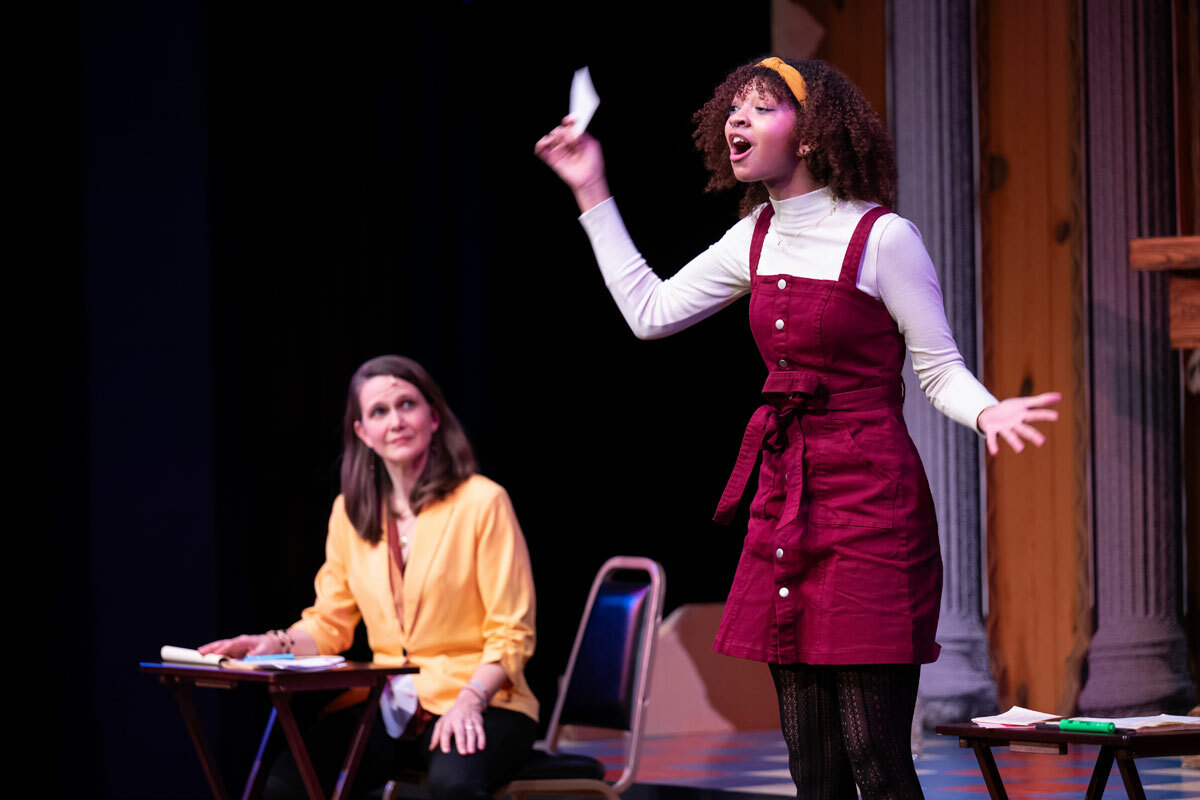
[1053, 719, 1137, 735]
[243, 653, 295, 662]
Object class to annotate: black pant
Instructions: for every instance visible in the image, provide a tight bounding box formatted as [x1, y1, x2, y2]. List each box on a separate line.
[769, 663, 923, 800]
[264, 695, 538, 800]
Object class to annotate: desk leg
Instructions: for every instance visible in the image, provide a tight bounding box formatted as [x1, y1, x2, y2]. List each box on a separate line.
[1115, 753, 1147, 800]
[1084, 746, 1114, 800]
[331, 683, 384, 800]
[270, 689, 326, 800]
[165, 677, 232, 800]
[969, 742, 1008, 800]
[241, 706, 278, 800]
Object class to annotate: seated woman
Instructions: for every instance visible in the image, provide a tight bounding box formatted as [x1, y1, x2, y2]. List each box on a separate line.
[200, 354, 538, 800]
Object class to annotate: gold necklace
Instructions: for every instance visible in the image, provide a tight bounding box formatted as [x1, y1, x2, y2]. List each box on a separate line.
[392, 506, 414, 548]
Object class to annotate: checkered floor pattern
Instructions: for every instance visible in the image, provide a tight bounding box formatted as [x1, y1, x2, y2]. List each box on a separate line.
[557, 729, 1199, 799]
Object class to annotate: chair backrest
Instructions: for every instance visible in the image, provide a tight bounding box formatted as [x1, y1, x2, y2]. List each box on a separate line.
[544, 556, 665, 793]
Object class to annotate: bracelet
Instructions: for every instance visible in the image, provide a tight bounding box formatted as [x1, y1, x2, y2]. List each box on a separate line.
[270, 629, 294, 654]
[463, 681, 489, 705]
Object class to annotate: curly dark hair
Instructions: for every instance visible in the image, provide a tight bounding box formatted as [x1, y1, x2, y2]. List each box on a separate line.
[692, 57, 897, 217]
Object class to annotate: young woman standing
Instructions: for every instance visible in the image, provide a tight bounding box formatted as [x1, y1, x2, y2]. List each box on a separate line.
[536, 57, 1058, 800]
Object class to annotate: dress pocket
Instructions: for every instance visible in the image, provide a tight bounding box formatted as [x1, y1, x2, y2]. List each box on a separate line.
[807, 417, 898, 529]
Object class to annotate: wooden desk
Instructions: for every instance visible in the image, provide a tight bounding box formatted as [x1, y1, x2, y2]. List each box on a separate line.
[141, 661, 416, 800]
[936, 722, 1200, 800]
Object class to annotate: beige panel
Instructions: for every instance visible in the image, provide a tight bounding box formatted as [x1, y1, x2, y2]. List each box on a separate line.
[775, 0, 888, 122]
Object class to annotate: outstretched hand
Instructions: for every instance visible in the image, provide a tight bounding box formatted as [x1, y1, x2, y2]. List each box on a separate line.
[534, 115, 611, 212]
[977, 392, 1062, 455]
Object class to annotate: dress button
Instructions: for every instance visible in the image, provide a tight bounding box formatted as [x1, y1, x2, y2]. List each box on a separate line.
[779, 587, 790, 598]
[778, 279, 787, 290]
[775, 319, 785, 330]
[778, 358, 788, 368]
[776, 548, 784, 558]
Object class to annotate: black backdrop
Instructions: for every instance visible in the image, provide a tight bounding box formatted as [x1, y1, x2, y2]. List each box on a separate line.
[35, 2, 771, 796]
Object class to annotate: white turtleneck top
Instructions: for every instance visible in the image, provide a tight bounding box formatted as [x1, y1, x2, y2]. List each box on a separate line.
[578, 187, 998, 432]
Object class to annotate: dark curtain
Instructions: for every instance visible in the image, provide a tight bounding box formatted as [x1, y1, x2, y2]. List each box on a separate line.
[40, 2, 770, 796]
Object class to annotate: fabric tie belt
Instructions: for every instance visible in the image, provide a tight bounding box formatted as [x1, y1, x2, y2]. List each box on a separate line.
[713, 377, 905, 526]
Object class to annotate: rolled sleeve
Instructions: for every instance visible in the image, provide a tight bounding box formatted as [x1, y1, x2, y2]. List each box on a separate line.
[292, 496, 362, 654]
[474, 487, 536, 690]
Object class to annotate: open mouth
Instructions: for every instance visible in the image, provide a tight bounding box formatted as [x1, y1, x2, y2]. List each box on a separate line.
[729, 135, 752, 161]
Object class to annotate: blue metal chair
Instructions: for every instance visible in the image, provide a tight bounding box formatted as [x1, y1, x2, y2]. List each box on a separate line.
[495, 556, 666, 800]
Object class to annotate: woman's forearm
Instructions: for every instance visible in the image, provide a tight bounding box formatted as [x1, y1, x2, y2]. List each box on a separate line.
[287, 628, 320, 656]
[462, 661, 508, 704]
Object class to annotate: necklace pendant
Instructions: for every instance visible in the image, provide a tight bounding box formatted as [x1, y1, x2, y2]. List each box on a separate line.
[399, 535, 409, 547]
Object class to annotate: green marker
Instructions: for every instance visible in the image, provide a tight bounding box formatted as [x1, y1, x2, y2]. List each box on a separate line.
[1058, 719, 1116, 734]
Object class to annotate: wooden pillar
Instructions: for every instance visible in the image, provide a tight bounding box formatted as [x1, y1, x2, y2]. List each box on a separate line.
[771, 0, 887, 118]
[976, 0, 1091, 714]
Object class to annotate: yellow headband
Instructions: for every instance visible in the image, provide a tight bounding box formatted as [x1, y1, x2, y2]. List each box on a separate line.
[757, 57, 807, 107]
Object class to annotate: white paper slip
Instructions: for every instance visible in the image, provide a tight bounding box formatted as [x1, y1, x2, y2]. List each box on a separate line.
[570, 66, 600, 133]
[971, 705, 1062, 728]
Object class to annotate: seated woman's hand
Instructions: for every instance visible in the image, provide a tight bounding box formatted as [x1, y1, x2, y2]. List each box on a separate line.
[429, 687, 488, 756]
[198, 633, 281, 658]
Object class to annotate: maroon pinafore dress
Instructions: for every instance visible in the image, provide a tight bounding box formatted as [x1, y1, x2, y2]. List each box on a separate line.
[712, 205, 942, 666]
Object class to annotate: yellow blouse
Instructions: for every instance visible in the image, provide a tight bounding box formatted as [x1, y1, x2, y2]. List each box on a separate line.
[292, 474, 538, 721]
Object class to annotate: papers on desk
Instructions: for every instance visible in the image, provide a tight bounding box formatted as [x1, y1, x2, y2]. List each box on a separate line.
[971, 706, 1062, 728]
[1070, 714, 1200, 730]
[160, 646, 345, 671]
[244, 656, 346, 671]
[971, 705, 1200, 730]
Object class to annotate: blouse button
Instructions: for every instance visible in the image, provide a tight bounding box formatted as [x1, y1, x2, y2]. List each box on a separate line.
[777, 279, 787, 290]
[778, 358, 788, 368]
[778, 587, 790, 598]
[775, 319, 785, 330]
[776, 548, 784, 558]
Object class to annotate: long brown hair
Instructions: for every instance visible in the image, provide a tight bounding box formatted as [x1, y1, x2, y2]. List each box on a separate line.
[341, 355, 476, 544]
[692, 57, 898, 216]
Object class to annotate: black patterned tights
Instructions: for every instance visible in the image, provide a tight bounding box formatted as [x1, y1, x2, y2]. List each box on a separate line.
[769, 663, 924, 800]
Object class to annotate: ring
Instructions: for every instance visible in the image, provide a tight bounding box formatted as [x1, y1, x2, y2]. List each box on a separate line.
[465, 723, 476, 729]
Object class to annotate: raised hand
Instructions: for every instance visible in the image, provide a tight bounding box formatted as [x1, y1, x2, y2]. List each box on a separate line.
[977, 391, 1062, 455]
[534, 115, 611, 212]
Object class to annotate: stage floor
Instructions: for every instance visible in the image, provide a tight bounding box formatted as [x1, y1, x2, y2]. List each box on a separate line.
[558, 729, 1200, 800]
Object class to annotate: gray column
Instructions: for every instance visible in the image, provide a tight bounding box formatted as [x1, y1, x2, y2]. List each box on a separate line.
[889, 0, 997, 724]
[1076, 0, 1194, 716]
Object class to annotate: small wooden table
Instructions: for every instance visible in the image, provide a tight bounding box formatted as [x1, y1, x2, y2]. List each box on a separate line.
[141, 661, 416, 800]
[936, 722, 1200, 800]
